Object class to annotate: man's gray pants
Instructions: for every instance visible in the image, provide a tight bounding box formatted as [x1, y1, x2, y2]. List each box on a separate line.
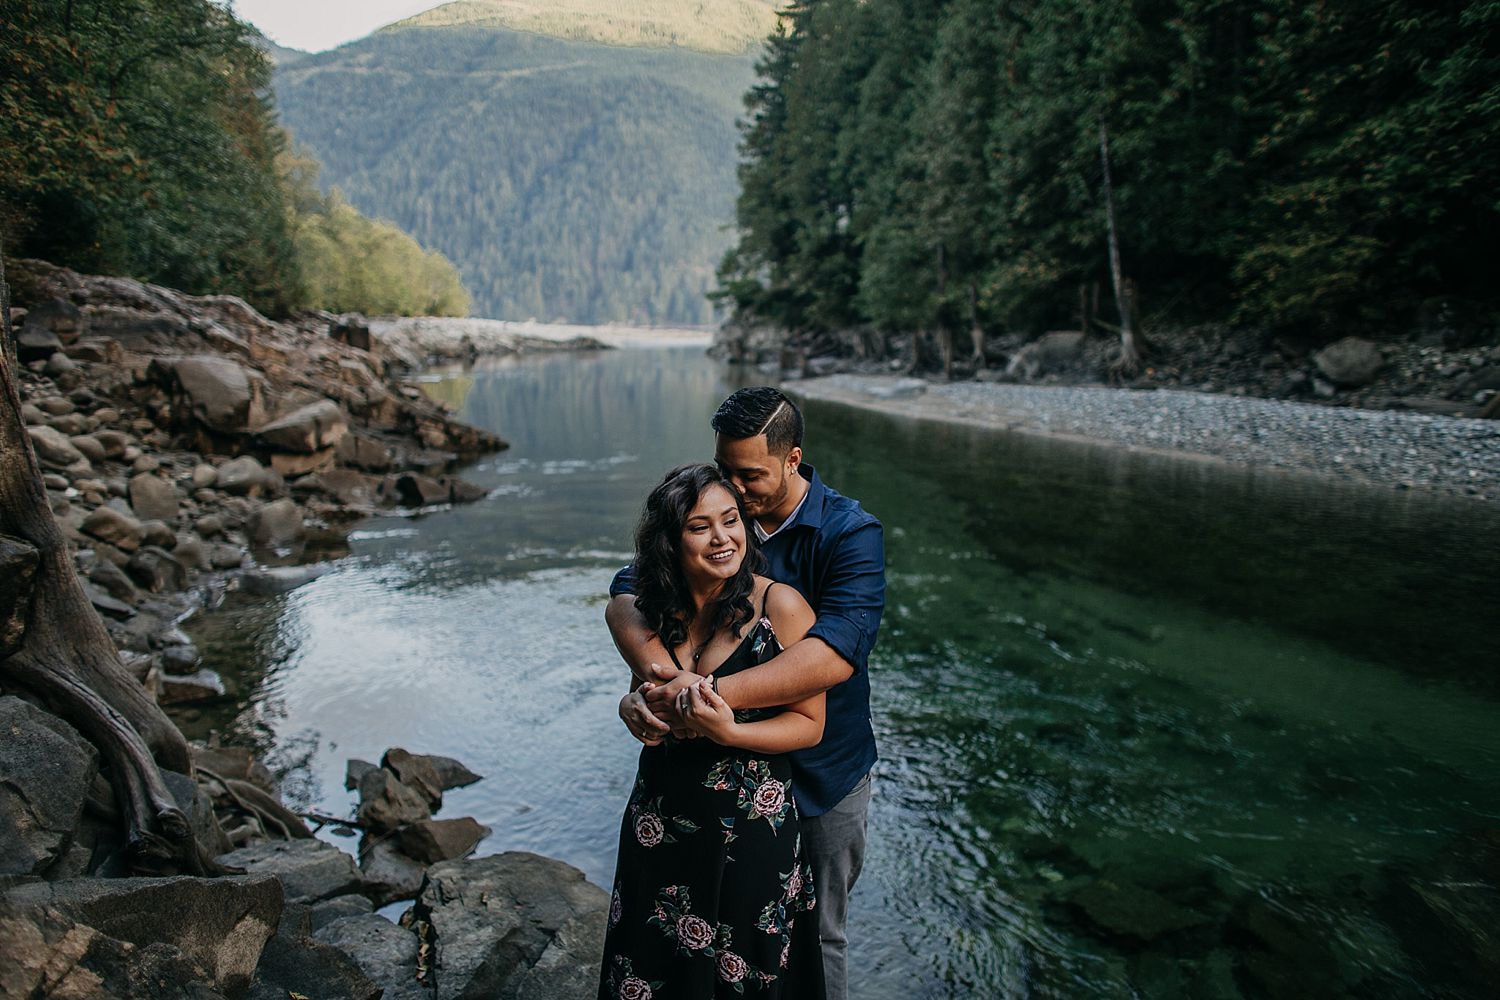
[803, 772, 872, 1000]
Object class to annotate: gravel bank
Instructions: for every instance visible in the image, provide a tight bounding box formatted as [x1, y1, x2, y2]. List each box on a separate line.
[789, 375, 1500, 503]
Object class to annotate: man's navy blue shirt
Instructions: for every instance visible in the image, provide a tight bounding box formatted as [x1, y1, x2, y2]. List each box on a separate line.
[610, 465, 884, 817]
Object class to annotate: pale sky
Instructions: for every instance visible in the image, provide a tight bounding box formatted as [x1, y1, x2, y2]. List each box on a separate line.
[227, 0, 442, 53]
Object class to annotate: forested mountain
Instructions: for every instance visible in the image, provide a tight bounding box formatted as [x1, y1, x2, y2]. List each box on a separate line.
[272, 17, 763, 324]
[718, 0, 1500, 365]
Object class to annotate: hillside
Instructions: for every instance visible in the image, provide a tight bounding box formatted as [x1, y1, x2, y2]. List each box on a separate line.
[273, 23, 759, 324]
[388, 0, 781, 54]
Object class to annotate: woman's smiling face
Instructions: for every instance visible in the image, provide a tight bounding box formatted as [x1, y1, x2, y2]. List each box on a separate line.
[679, 483, 746, 586]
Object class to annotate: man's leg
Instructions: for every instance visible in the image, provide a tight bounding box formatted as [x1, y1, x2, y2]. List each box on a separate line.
[803, 772, 872, 1000]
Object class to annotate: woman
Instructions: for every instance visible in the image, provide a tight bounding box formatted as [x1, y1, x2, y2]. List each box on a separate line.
[599, 464, 826, 1000]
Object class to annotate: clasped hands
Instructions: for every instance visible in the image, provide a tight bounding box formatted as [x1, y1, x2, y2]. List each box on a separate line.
[619, 662, 733, 746]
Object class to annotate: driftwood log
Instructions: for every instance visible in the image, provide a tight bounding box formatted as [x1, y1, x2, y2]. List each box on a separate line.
[0, 248, 209, 874]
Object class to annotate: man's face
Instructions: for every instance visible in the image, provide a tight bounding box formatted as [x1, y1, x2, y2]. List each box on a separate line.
[714, 433, 801, 523]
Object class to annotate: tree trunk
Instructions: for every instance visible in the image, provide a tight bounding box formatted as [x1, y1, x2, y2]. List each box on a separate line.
[1099, 121, 1144, 374]
[967, 283, 985, 368]
[0, 248, 202, 873]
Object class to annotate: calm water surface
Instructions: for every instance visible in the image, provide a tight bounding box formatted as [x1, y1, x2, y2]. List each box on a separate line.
[188, 348, 1500, 998]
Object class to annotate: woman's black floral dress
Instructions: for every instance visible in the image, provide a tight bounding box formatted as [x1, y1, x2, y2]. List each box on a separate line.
[599, 602, 823, 999]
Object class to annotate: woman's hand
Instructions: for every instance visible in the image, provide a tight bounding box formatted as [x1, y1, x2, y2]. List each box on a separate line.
[620, 684, 669, 746]
[678, 678, 737, 744]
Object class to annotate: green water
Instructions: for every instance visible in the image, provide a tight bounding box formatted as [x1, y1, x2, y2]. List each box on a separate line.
[187, 348, 1500, 998]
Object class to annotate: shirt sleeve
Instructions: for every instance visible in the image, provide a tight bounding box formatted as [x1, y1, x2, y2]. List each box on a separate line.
[609, 564, 637, 598]
[806, 519, 885, 674]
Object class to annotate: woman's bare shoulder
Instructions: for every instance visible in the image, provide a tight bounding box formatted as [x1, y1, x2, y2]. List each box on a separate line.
[758, 576, 813, 633]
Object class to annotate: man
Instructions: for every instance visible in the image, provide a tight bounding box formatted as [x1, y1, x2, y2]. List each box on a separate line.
[606, 386, 885, 1000]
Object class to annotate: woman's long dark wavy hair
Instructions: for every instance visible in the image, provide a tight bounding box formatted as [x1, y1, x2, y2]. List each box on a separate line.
[632, 464, 763, 652]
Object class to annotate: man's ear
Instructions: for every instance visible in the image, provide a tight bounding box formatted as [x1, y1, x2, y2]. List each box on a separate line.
[785, 445, 803, 474]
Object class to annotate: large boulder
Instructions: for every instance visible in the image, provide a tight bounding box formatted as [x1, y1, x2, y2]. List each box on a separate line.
[247, 498, 305, 549]
[1, 872, 282, 996]
[1006, 330, 1088, 380]
[335, 431, 395, 472]
[0, 698, 99, 877]
[216, 455, 270, 497]
[313, 914, 426, 1000]
[1313, 337, 1384, 387]
[413, 852, 608, 1000]
[256, 400, 348, 454]
[163, 355, 264, 434]
[248, 905, 382, 1000]
[357, 839, 426, 907]
[215, 840, 364, 904]
[356, 769, 431, 834]
[399, 818, 491, 866]
[129, 473, 182, 522]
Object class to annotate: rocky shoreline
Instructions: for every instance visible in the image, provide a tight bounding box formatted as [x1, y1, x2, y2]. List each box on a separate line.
[788, 374, 1500, 504]
[1, 261, 608, 997]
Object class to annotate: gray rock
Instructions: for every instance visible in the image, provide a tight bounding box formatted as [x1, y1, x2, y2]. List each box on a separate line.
[423, 754, 484, 791]
[240, 564, 328, 595]
[414, 852, 608, 1000]
[88, 557, 140, 603]
[0, 697, 98, 876]
[160, 643, 202, 675]
[174, 534, 209, 571]
[20, 297, 84, 344]
[44, 351, 78, 376]
[399, 818, 491, 865]
[68, 433, 106, 462]
[216, 455, 269, 497]
[356, 769, 431, 834]
[126, 545, 188, 592]
[159, 669, 227, 705]
[1313, 336, 1384, 387]
[15, 325, 63, 363]
[1066, 877, 1212, 943]
[256, 399, 348, 454]
[26, 424, 90, 474]
[313, 914, 426, 1000]
[195, 513, 226, 537]
[513, 908, 609, 1000]
[140, 518, 177, 548]
[249, 904, 382, 1000]
[864, 376, 928, 400]
[93, 429, 130, 458]
[247, 497, 304, 548]
[313, 468, 383, 508]
[191, 463, 219, 488]
[1007, 331, 1087, 380]
[215, 840, 364, 904]
[81, 505, 145, 552]
[345, 759, 378, 791]
[336, 430, 394, 472]
[45, 411, 90, 435]
[165, 355, 259, 433]
[357, 839, 427, 907]
[130, 472, 182, 521]
[0, 536, 40, 658]
[1, 871, 282, 996]
[209, 543, 247, 569]
[309, 894, 375, 931]
[38, 396, 76, 416]
[382, 747, 444, 808]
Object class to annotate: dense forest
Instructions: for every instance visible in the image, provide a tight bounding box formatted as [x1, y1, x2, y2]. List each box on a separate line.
[272, 26, 757, 325]
[1, 0, 467, 317]
[717, 0, 1500, 367]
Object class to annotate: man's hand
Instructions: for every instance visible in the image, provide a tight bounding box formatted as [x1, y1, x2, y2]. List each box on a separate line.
[641, 661, 706, 739]
[619, 683, 671, 746]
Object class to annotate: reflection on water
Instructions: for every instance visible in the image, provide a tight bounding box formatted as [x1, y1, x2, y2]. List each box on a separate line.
[189, 349, 1500, 998]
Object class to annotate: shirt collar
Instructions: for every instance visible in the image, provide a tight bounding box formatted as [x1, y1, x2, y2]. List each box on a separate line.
[754, 463, 825, 542]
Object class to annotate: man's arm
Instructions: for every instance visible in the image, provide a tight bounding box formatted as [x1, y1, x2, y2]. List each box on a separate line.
[647, 519, 886, 713]
[605, 584, 680, 742]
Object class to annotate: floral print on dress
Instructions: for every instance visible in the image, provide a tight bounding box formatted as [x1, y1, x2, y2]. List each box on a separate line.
[704, 757, 795, 830]
[598, 606, 822, 998]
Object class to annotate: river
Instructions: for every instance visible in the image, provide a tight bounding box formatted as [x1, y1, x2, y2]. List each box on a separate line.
[187, 346, 1500, 998]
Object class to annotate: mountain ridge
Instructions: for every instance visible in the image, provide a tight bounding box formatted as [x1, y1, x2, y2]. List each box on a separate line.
[384, 0, 783, 55]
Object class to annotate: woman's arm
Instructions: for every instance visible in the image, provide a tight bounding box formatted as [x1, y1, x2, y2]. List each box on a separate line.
[679, 581, 825, 751]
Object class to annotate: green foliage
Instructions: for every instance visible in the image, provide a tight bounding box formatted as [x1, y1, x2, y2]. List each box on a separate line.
[1, 0, 301, 314]
[283, 151, 470, 316]
[718, 0, 1500, 343]
[273, 25, 755, 325]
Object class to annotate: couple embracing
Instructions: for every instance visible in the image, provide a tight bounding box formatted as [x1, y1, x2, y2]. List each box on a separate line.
[599, 387, 885, 1000]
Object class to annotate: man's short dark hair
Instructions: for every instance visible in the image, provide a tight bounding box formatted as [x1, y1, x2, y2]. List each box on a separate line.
[712, 387, 803, 455]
